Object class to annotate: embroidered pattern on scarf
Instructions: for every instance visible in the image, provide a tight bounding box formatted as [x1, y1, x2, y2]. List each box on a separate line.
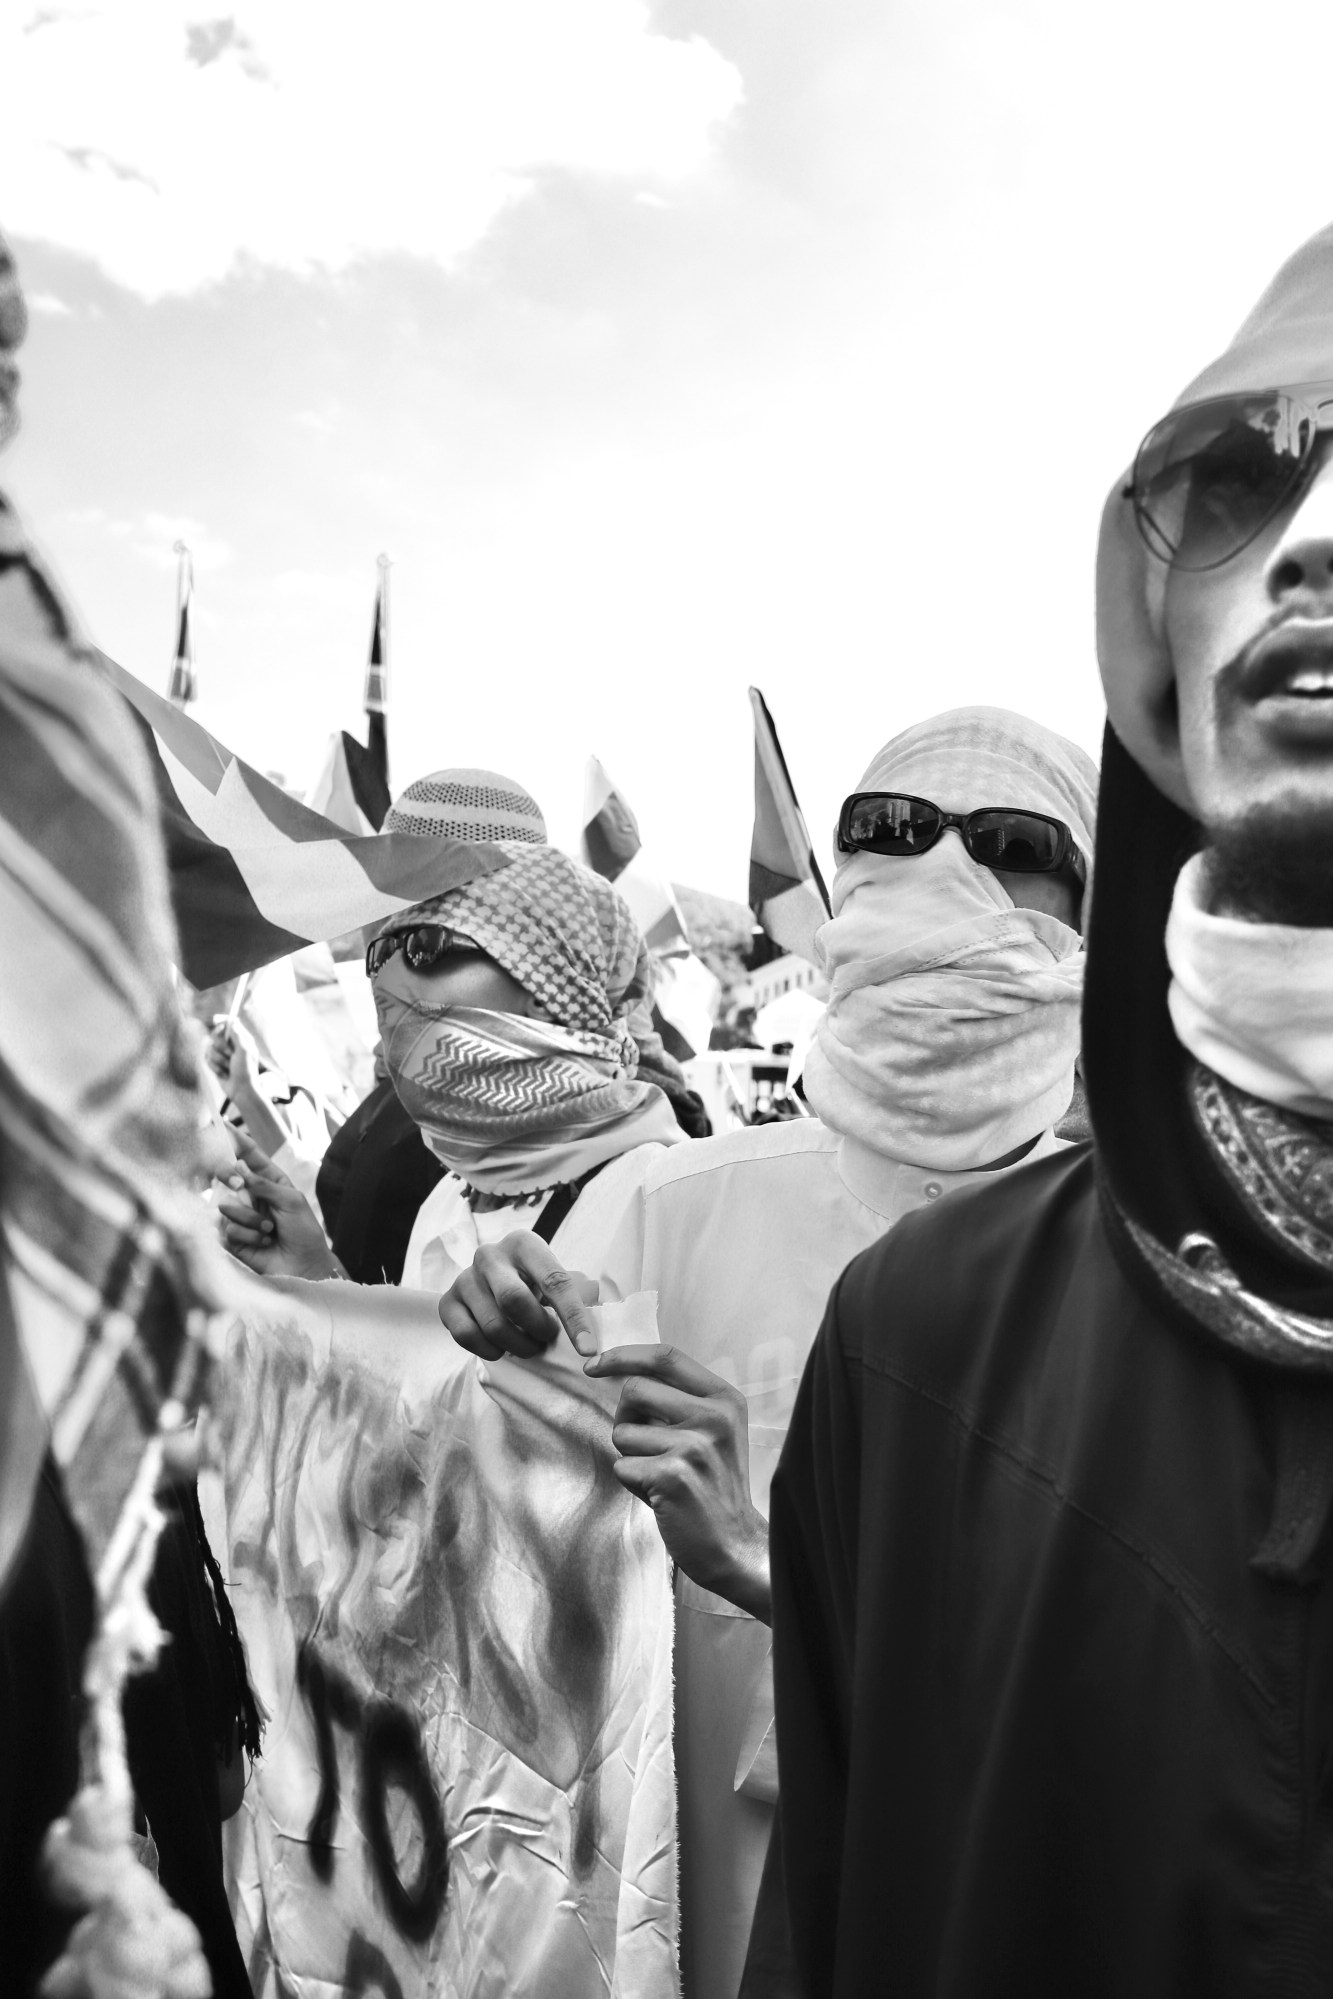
[1114, 1063, 1333, 1370]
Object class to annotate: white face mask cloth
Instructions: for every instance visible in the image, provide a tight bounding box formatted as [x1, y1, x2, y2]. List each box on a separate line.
[802, 838, 1085, 1172]
[1167, 852, 1333, 1120]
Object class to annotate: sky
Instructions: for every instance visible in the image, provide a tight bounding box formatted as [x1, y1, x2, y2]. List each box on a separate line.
[7, 0, 1333, 900]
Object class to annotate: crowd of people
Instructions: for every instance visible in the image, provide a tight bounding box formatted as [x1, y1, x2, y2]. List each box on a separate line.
[5, 208, 1333, 1999]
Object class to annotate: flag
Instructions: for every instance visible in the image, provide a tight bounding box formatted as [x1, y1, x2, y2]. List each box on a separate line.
[100, 652, 512, 990]
[651, 952, 720, 1063]
[580, 756, 689, 957]
[167, 541, 197, 706]
[220, 1283, 679, 1997]
[0, 504, 232, 1591]
[748, 687, 830, 965]
[364, 556, 390, 796]
[306, 729, 392, 834]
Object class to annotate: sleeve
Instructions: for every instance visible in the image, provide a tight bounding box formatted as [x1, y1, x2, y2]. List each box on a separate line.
[765, 1272, 863, 1999]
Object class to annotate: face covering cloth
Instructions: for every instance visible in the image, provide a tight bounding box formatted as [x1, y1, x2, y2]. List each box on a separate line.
[1166, 853, 1333, 1120]
[802, 707, 1095, 1172]
[372, 844, 681, 1194]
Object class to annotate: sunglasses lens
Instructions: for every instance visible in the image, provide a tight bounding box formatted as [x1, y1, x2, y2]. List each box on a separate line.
[1133, 392, 1313, 570]
[843, 795, 941, 854]
[967, 811, 1064, 873]
[403, 924, 449, 968]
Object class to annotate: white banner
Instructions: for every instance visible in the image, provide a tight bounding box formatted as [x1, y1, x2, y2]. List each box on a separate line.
[217, 1280, 678, 1998]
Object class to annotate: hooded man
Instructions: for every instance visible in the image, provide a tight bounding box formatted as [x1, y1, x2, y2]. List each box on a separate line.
[437, 705, 1096, 1999]
[763, 224, 1333, 1998]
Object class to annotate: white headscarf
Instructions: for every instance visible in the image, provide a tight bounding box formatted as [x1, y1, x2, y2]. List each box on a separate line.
[802, 707, 1098, 1171]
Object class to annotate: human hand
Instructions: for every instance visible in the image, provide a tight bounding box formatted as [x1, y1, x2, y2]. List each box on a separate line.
[438, 1231, 600, 1362]
[214, 1128, 341, 1280]
[206, 1020, 256, 1098]
[583, 1344, 771, 1622]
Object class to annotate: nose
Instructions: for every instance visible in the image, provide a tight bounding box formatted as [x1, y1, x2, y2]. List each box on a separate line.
[1265, 446, 1333, 600]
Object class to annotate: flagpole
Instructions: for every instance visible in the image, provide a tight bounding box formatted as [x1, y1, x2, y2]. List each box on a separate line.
[376, 551, 391, 695]
[168, 540, 196, 708]
[364, 552, 391, 796]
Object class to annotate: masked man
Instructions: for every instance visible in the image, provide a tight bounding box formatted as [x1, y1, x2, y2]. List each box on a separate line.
[439, 705, 1097, 1999]
[765, 224, 1333, 1997]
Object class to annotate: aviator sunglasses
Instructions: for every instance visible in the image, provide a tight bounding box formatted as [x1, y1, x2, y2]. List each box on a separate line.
[364, 923, 476, 979]
[837, 792, 1086, 886]
[1129, 382, 1333, 571]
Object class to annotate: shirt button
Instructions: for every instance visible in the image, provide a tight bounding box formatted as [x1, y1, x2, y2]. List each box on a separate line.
[924, 1182, 943, 1200]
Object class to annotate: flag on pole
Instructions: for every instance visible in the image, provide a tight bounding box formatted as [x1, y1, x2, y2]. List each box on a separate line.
[364, 553, 390, 796]
[100, 652, 512, 989]
[167, 539, 196, 707]
[305, 730, 392, 834]
[580, 756, 690, 956]
[748, 686, 830, 965]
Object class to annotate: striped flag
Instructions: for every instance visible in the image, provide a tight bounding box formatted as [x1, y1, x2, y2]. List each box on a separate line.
[580, 755, 690, 957]
[100, 652, 512, 990]
[0, 500, 233, 1590]
[167, 540, 197, 707]
[364, 555, 390, 797]
[748, 686, 830, 965]
[306, 729, 392, 835]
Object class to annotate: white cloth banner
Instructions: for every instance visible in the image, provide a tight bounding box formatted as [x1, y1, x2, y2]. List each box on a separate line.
[217, 1279, 679, 1998]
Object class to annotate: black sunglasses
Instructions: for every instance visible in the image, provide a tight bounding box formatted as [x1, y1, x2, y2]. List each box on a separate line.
[1128, 382, 1333, 572]
[365, 923, 475, 979]
[838, 792, 1086, 884]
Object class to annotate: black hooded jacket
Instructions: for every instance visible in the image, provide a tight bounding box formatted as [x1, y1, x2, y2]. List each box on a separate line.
[763, 722, 1333, 1998]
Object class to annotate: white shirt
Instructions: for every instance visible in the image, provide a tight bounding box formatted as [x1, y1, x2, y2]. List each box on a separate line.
[399, 1141, 673, 1294]
[589, 1114, 1067, 1999]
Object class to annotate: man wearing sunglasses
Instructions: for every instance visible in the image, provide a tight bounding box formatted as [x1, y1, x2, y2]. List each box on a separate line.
[766, 225, 1333, 1997]
[438, 704, 1096, 1999]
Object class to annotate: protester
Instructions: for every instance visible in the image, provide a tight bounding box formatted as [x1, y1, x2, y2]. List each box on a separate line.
[219, 839, 688, 1289]
[439, 705, 1097, 1999]
[311, 768, 549, 1279]
[765, 222, 1333, 1996]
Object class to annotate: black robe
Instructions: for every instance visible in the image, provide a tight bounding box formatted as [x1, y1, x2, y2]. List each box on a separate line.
[770, 1145, 1333, 1995]
[764, 729, 1333, 1996]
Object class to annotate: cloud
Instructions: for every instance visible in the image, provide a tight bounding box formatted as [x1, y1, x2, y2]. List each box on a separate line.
[55, 502, 232, 569]
[25, 288, 72, 314]
[2, 0, 742, 297]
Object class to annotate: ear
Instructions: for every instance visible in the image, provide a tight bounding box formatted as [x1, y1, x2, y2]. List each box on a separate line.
[1095, 478, 1195, 814]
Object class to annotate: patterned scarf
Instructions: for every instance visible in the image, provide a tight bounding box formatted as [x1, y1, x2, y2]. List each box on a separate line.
[372, 845, 682, 1194]
[0, 493, 234, 1578]
[1122, 1064, 1333, 1371]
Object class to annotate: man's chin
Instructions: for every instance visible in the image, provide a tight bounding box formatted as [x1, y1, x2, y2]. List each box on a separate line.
[1202, 796, 1333, 927]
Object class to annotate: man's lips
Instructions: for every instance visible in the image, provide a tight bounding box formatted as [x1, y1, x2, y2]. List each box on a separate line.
[1236, 623, 1333, 703]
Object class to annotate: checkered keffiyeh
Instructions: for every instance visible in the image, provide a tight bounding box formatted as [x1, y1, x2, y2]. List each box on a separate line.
[386, 843, 652, 1054]
[0, 492, 227, 1582]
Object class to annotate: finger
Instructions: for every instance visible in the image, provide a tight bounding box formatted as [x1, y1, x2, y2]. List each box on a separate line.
[515, 1250, 601, 1356]
[229, 1126, 274, 1171]
[612, 1375, 709, 1427]
[230, 1128, 296, 1189]
[438, 1278, 550, 1362]
[234, 1162, 304, 1209]
[585, 1345, 730, 1397]
[611, 1455, 661, 1504]
[215, 1198, 273, 1230]
[610, 1420, 685, 1460]
[470, 1246, 562, 1345]
[452, 1268, 553, 1356]
[222, 1224, 271, 1254]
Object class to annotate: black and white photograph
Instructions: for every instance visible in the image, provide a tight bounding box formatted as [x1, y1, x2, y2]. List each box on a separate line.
[4, 3, 1333, 1994]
